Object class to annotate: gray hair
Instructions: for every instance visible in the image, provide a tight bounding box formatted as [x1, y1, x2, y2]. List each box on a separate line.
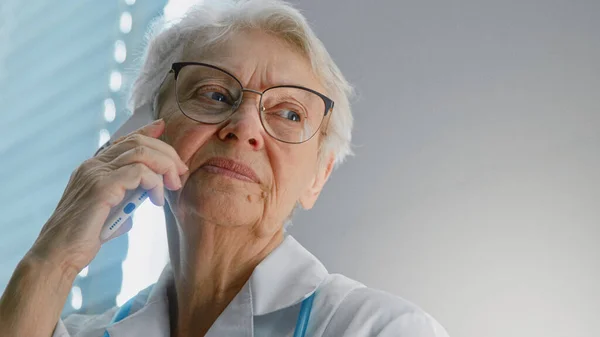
[129, 0, 354, 166]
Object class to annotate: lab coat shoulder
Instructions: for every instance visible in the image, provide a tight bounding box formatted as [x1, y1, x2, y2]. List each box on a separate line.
[315, 274, 450, 337]
[52, 307, 116, 337]
[52, 285, 152, 337]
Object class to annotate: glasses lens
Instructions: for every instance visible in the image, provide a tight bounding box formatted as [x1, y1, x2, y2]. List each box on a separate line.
[261, 87, 326, 143]
[176, 65, 242, 124]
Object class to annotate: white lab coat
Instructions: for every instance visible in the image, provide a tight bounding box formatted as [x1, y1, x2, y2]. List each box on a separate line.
[52, 235, 450, 337]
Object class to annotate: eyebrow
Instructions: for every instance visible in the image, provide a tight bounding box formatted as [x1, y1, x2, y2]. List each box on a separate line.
[183, 36, 317, 84]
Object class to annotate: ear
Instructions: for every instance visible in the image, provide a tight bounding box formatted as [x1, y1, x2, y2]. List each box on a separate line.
[299, 153, 336, 210]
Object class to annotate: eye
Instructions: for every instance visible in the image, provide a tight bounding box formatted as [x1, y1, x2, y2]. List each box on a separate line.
[193, 85, 235, 105]
[278, 109, 302, 122]
[202, 91, 233, 104]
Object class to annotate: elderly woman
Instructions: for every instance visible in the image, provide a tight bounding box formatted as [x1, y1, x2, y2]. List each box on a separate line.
[0, 1, 449, 336]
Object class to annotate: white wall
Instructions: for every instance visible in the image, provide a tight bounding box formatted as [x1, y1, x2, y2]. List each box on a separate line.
[287, 1, 600, 336]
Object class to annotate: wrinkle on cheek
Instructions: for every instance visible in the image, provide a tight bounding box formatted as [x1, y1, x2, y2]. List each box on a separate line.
[159, 120, 178, 145]
[166, 124, 203, 163]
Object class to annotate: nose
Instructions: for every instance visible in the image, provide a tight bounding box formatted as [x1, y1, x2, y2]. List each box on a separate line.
[217, 91, 265, 150]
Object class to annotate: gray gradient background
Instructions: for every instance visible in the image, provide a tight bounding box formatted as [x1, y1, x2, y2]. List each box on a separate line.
[286, 1, 600, 336]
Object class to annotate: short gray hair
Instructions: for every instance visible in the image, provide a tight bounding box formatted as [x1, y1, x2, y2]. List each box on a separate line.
[129, 0, 354, 166]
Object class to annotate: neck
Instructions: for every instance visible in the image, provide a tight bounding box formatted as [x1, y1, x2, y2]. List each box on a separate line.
[167, 215, 284, 337]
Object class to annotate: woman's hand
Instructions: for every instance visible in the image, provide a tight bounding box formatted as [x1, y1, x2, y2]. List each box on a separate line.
[29, 118, 188, 276]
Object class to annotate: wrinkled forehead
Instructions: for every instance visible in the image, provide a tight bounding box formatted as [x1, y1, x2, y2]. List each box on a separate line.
[179, 29, 326, 92]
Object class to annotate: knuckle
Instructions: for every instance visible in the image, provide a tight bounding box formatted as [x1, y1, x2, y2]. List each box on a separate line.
[79, 159, 97, 173]
[112, 135, 127, 145]
[157, 160, 172, 175]
[129, 133, 145, 144]
[132, 162, 148, 175]
[168, 160, 177, 172]
[120, 135, 140, 148]
[133, 145, 147, 158]
[103, 185, 124, 205]
[90, 173, 123, 204]
[88, 177, 105, 194]
[71, 159, 98, 181]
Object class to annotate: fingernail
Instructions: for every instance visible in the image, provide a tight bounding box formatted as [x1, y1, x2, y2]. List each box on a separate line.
[151, 118, 163, 125]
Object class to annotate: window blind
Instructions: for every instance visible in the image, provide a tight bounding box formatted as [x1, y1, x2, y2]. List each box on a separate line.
[0, 0, 167, 315]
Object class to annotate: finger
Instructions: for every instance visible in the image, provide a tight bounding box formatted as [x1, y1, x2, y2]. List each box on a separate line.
[98, 163, 165, 208]
[103, 118, 164, 158]
[101, 217, 133, 243]
[136, 118, 165, 137]
[102, 130, 188, 175]
[110, 146, 182, 191]
[129, 136, 188, 174]
[114, 118, 165, 144]
[119, 164, 166, 207]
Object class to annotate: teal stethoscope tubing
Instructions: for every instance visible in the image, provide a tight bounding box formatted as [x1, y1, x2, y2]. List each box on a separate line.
[293, 291, 316, 337]
[103, 291, 316, 337]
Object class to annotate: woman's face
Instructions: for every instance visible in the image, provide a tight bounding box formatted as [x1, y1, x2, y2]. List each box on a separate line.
[160, 29, 333, 236]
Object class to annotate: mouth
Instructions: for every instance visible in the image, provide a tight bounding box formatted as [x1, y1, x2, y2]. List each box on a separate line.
[200, 157, 260, 183]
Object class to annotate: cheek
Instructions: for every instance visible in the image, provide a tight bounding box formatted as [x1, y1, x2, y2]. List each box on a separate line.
[163, 117, 217, 162]
[271, 144, 319, 196]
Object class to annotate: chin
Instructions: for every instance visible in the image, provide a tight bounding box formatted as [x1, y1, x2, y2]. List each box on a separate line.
[176, 174, 264, 227]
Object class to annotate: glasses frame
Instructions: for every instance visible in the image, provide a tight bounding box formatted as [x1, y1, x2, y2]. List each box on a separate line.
[170, 62, 335, 144]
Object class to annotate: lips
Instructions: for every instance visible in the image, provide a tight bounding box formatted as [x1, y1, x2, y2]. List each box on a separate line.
[200, 157, 260, 183]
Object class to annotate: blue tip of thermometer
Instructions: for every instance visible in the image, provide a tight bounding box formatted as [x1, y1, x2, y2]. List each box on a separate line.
[99, 187, 150, 241]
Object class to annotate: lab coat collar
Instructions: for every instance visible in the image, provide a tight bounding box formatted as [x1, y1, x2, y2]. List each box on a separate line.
[106, 234, 328, 336]
[250, 233, 328, 315]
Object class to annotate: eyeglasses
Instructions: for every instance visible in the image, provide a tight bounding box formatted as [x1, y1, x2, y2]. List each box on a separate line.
[169, 62, 334, 144]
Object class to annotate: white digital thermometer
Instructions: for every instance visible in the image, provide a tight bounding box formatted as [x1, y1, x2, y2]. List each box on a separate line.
[99, 188, 150, 241]
[97, 103, 156, 241]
